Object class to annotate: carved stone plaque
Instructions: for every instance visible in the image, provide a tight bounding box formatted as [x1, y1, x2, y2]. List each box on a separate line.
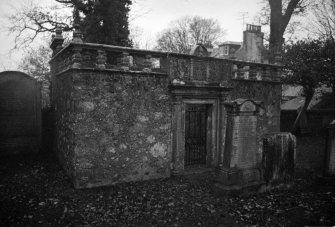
[230, 115, 257, 168]
[224, 99, 261, 169]
[192, 59, 207, 81]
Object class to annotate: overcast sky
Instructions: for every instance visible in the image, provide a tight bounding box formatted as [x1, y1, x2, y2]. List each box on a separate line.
[0, 0, 263, 71]
[131, 0, 262, 41]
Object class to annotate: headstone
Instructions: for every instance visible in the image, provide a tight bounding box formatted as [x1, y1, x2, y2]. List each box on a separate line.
[0, 71, 41, 155]
[224, 99, 260, 169]
[326, 120, 335, 175]
[215, 99, 263, 194]
[263, 133, 296, 187]
[230, 100, 258, 168]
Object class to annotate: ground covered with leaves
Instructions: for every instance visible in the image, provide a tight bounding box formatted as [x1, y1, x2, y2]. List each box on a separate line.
[0, 153, 334, 226]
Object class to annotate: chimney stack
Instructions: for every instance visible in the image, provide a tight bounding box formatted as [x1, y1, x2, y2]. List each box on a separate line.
[235, 24, 267, 63]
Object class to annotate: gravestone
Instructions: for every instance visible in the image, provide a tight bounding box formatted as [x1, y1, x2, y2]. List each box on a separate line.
[230, 100, 258, 168]
[263, 133, 296, 187]
[0, 71, 41, 155]
[216, 99, 263, 193]
[326, 120, 335, 175]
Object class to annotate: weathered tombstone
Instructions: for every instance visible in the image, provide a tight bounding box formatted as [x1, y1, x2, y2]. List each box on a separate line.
[326, 120, 335, 175]
[263, 133, 296, 188]
[216, 99, 263, 194]
[0, 71, 41, 155]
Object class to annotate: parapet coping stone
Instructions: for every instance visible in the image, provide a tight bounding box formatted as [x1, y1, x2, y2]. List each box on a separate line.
[53, 67, 169, 78]
[50, 42, 283, 69]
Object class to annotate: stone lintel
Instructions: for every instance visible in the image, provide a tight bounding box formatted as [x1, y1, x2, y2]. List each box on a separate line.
[169, 84, 232, 99]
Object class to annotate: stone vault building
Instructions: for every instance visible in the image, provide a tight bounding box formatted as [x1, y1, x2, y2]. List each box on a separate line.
[50, 25, 289, 189]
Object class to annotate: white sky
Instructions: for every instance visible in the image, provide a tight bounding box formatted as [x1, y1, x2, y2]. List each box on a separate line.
[0, 0, 19, 70]
[0, 0, 263, 71]
[131, 0, 263, 41]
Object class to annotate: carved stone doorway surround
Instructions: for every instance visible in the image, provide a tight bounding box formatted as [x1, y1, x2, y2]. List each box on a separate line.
[169, 84, 232, 175]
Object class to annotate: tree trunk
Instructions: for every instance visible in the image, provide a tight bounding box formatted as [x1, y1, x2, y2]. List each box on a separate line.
[268, 0, 301, 63]
[290, 90, 314, 134]
[269, 0, 284, 56]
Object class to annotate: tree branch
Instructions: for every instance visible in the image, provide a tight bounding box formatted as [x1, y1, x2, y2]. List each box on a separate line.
[283, 0, 302, 28]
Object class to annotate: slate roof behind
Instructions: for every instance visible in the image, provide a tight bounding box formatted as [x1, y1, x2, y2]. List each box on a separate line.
[219, 41, 242, 46]
[281, 89, 335, 111]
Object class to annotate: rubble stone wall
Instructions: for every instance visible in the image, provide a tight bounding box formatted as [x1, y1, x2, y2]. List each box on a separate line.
[53, 69, 172, 188]
[50, 39, 284, 189]
[52, 71, 76, 182]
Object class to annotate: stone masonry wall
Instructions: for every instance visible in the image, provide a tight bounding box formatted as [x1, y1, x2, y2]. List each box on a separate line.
[49, 36, 284, 189]
[53, 72, 76, 181]
[229, 80, 282, 165]
[54, 69, 172, 188]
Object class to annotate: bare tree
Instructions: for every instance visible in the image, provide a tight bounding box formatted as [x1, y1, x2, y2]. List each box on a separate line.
[7, 0, 73, 49]
[18, 41, 52, 107]
[254, 0, 311, 59]
[129, 25, 155, 50]
[156, 16, 226, 54]
[269, 0, 309, 51]
[6, 0, 133, 49]
[308, 0, 335, 40]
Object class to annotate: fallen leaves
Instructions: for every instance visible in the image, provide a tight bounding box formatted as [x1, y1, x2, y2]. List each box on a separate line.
[0, 154, 334, 226]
